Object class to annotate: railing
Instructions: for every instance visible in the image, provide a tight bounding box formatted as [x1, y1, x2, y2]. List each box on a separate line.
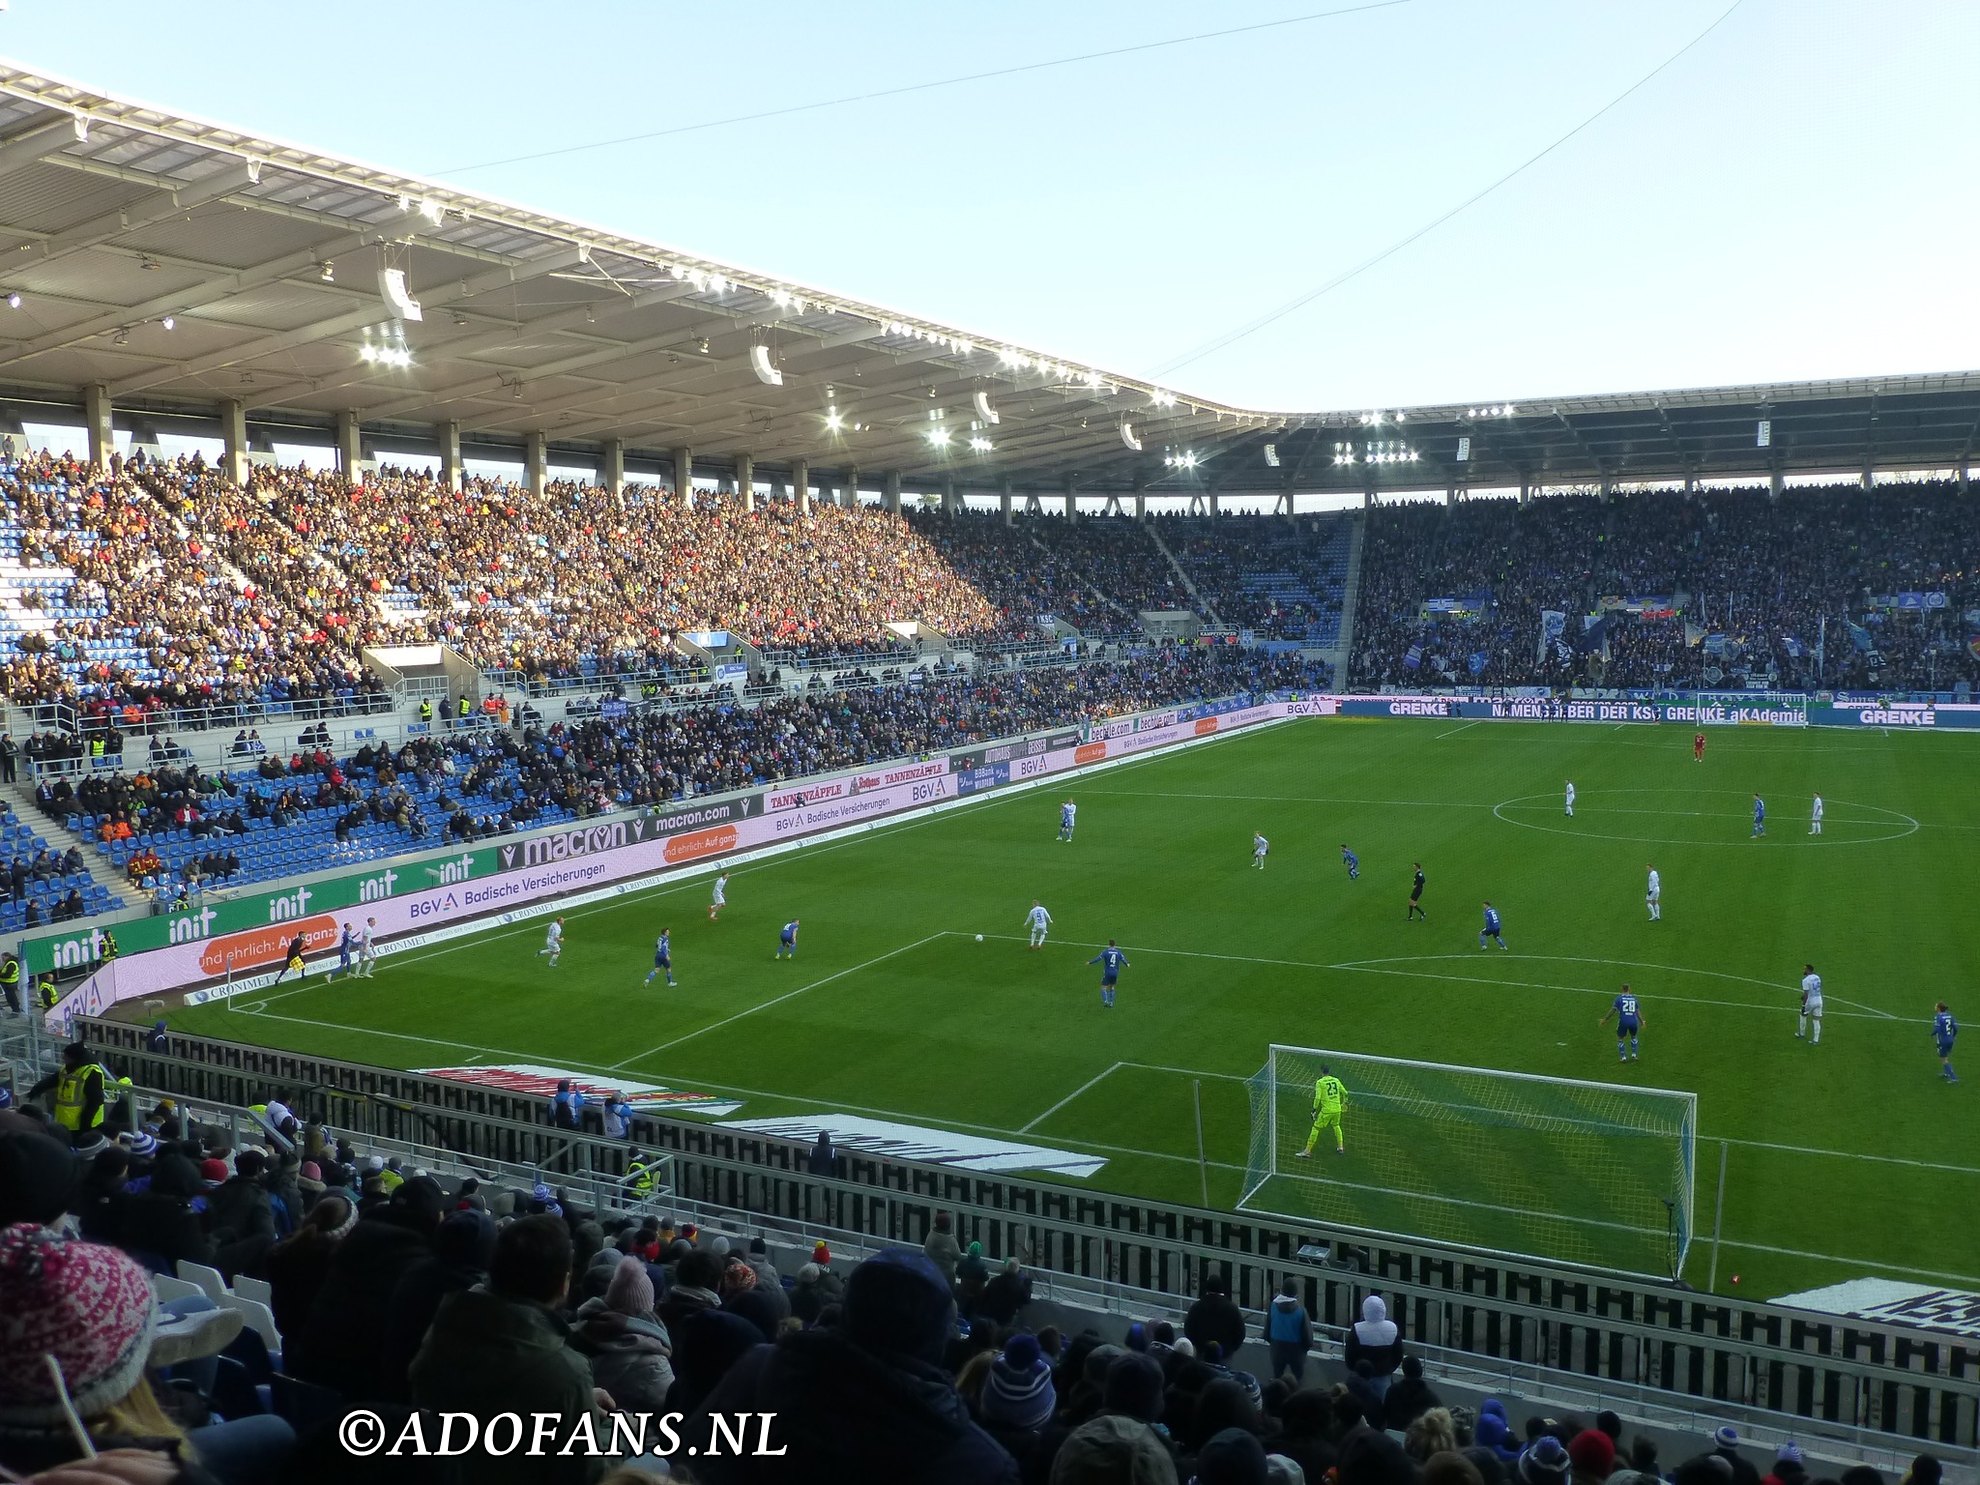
[116, 1078, 675, 1222]
[76, 1024, 1980, 1454]
[759, 643, 922, 673]
[67, 690, 395, 738]
[481, 664, 713, 699]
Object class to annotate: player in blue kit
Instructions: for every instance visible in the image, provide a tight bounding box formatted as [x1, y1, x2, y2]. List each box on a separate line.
[1599, 984, 1645, 1061]
[326, 923, 358, 982]
[1059, 800, 1077, 843]
[643, 929, 676, 986]
[775, 919, 800, 960]
[1478, 901, 1507, 950]
[1933, 1002, 1959, 1083]
[1088, 940, 1129, 1008]
[1751, 794, 1766, 838]
[1340, 845, 1359, 880]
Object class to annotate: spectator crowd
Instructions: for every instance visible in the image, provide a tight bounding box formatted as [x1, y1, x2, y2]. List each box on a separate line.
[1351, 482, 1980, 693]
[0, 1061, 1953, 1485]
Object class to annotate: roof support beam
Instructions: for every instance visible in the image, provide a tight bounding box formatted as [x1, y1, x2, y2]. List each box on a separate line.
[106, 244, 586, 397]
[0, 114, 79, 179]
[0, 210, 430, 371]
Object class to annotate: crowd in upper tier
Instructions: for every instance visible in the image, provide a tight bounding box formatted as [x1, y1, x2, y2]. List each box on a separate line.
[3, 451, 1973, 733]
[1349, 481, 1980, 692]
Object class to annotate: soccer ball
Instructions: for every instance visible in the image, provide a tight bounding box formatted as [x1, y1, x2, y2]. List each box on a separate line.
[975, 934, 984, 942]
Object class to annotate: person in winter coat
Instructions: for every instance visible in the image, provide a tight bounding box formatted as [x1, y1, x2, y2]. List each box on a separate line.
[1183, 1274, 1247, 1358]
[264, 1195, 355, 1343]
[975, 1257, 1034, 1330]
[657, 1248, 725, 1335]
[680, 1248, 1017, 1485]
[806, 1130, 837, 1177]
[204, 1148, 276, 1275]
[1266, 1278, 1314, 1383]
[790, 1262, 832, 1326]
[924, 1212, 962, 1287]
[411, 1215, 608, 1485]
[292, 1175, 445, 1397]
[743, 1236, 780, 1291]
[1345, 1293, 1405, 1399]
[117, 1150, 215, 1271]
[377, 1208, 496, 1401]
[570, 1255, 677, 1414]
[1385, 1354, 1443, 1429]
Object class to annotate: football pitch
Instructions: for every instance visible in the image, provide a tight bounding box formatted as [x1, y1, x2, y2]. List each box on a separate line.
[168, 718, 1979, 1298]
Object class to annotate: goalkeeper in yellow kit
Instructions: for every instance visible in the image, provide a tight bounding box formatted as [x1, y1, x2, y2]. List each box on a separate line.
[1295, 1065, 1348, 1158]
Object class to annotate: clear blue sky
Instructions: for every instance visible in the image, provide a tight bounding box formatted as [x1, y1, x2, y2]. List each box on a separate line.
[2, 0, 1974, 412]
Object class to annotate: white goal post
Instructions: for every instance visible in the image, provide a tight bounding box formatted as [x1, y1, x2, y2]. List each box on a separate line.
[1242, 1045, 1698, 1280]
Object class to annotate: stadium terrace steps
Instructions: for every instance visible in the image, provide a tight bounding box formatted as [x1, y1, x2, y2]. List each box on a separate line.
[1331, 510, 1366, 672]
[1143, 519, 1218, 625]
[0, 778, 124, 926]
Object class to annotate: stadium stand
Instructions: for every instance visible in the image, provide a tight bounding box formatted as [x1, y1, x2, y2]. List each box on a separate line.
[0, 1066, 1957, 1484]
[0, 450, 389, 727]
[1350, 481, 1980, 693]
[1159, 513, 1354, 644]
[19, 643, 1325, 900]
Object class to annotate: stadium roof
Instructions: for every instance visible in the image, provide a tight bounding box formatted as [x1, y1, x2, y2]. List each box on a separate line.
[0, 62, 1976, 499]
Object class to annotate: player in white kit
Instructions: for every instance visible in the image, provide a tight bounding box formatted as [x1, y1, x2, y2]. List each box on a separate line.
[1810, 794, 1824, 836]
[1797, 963, 1824, 1044]
[1252, 833, 1269, 870]
[1645, 864, 1661, 922]
[1024, 900, 1053, 949]
[538, 917, 565, 968]
[709, 872, 729, 922]
[1564, 780, 1576, 818]
[357, 917, 378, 977]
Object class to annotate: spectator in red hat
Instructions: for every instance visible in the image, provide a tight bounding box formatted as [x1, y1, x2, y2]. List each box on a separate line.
[1569, 1428, 1617, 1485]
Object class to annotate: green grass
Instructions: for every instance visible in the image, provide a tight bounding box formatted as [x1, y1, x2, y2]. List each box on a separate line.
[168, 718, 1980, 1299]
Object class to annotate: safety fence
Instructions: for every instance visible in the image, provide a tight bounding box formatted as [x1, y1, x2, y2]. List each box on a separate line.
[75, 1023, 1980, 1452]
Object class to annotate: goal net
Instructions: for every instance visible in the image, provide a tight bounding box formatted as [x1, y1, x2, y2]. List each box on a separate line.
[1241, 1045, 1697, 1280]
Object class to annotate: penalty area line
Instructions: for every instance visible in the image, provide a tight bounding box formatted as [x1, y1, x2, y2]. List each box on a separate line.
[1020, 1062, 1125, 1134]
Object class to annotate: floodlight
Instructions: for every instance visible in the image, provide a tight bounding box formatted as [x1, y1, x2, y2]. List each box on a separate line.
[969, 437, 993, 453]
[161, 315, 175, 330]
[4, 291, 19, 309]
